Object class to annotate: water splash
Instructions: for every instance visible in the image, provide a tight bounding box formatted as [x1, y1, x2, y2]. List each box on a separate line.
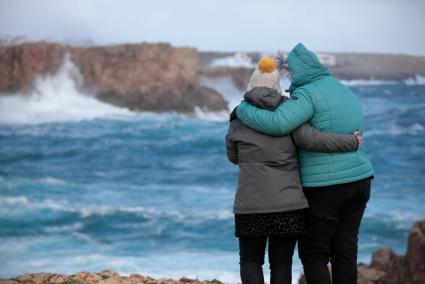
[209, 52, 255, 68]
[0, 55, 136, 124]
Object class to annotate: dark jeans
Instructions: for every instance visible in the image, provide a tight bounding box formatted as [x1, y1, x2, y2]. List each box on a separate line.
[298, 176, 373, 284]
[239, 236, 297, 284]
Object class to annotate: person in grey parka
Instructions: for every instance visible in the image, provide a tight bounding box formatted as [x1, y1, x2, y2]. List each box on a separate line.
[225, 57, 360, 284]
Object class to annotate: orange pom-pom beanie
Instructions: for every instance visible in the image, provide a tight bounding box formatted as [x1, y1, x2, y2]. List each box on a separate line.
[247, 57, 282, 94]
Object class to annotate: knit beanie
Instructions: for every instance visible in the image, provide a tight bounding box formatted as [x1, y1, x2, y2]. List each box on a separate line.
[247, 57, 282, 94]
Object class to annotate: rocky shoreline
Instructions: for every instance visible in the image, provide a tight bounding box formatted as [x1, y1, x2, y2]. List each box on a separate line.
[1, 271, 224, 284]
[1, 220, 423, 284]
[0, 269, 224, 284]
[1, 40, 425, 115]
[355, 219, 425, 284]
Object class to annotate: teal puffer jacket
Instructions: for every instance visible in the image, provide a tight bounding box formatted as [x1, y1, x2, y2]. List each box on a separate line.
[236, 43, 374, 187]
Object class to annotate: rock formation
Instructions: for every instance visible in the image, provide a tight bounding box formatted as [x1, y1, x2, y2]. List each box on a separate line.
[357, 219, 425, 284]
[298, 219, 425, 284]
[199, 51, 425, 93]
[0, 269, 224, 284]
[0, 42, 228, 112]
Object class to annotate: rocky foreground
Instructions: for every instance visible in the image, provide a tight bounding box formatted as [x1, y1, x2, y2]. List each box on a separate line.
[356, 219, 425, 284]
[1, 220, 423, 284]
[0, 270, 225, 284]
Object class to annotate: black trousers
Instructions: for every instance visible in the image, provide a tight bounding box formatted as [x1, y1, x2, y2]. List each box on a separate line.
[238, 236, 297, 284]
[298, 176, 373, 284]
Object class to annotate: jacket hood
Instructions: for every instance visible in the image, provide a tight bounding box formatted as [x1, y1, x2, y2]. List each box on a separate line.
[286, 43, 331, 93]
[243, 87, 284, 111]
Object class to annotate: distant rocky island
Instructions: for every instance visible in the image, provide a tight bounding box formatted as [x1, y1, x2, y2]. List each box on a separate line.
[1, 39, 424, 114]
[1, 220, 423, 284]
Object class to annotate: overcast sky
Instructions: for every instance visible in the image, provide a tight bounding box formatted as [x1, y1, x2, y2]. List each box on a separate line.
[1, 0, 424, 55]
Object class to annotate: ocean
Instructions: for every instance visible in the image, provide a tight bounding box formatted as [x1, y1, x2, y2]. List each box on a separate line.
[0, 62, 424, 283]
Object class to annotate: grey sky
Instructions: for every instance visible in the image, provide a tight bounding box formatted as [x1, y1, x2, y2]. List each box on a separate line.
[1, 0, 424, 55]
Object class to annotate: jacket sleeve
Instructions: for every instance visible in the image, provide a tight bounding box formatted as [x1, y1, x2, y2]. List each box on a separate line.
[292, 123, 358, 152]
[225, 128, 238, 164]
[236, 91, 314, 136]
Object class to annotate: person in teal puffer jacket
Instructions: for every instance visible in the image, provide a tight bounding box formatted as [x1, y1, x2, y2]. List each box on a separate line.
[235, 43, 375, 284]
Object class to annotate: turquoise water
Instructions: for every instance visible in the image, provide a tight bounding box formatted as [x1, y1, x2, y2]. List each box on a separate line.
[0, 84, 424, 283]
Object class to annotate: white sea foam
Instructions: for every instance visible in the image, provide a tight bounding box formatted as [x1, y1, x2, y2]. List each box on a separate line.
[388, 210, 424, 223]
[341, 75, 425, 86]
[0, 196, 29, 205]
[200, 73, 291, 113]
[209, 52, 255, 68]
[0, 55, 233, 124]
[193, 106, 229, 122]
[197, 209, 233, 221]
[0, 196, 65, 211]
[409, 122, 425, 134]
[72, 232, 97, 243]
[0, 54, 136, 124]
[365, 122, 425, 137]
[200, 76, 242, 111]
[341, 79, 398, 86]
[0, 195, 229, 223]
[38, 177, 67, 185]
[404, 75, 425, 85]
[43, 222, 84, 233]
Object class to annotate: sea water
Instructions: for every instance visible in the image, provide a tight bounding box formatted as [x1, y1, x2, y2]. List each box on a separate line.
[0, 62, 424, 283]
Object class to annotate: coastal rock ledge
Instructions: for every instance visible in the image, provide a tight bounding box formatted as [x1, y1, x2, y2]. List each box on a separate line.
[0, 269, 225, 284]
[356, 219, 425, 284]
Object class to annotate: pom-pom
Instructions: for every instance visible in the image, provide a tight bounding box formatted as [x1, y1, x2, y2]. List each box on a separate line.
[258, 57, 276, 73]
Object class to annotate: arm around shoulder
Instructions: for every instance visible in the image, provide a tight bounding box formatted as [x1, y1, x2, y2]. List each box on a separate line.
[292, 123, 358, 152]
[236, 92, 314, 136]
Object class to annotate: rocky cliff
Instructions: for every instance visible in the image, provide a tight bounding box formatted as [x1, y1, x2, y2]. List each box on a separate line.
[0, 42, 228, 112]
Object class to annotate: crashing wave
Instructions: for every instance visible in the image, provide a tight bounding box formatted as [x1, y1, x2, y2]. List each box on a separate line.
[341, 79, 398, 86]
[0, 55, 136, 124]
[193, 106, 229, 122]
[0, 195, 234, 221]
[209, 52, 255, 68]
[0, 55, 228, 125]
[403, 75, 425, 85]
[341, 75, 425, 86]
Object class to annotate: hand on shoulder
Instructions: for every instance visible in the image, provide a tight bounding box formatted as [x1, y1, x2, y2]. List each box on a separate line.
[353, 130, 363, 149]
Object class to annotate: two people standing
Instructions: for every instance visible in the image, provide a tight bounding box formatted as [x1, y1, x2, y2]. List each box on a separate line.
[226, 43, 374, 284]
